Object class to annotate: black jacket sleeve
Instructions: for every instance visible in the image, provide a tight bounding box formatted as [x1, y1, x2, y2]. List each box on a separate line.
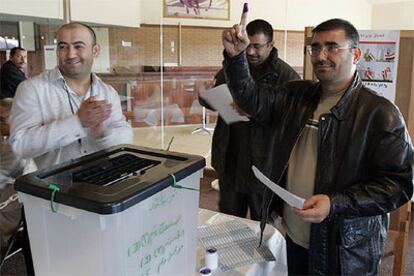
[0, 61, 27, 99]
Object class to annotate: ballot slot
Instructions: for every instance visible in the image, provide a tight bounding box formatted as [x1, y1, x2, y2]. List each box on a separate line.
[35, 146, 189, 184]
[71, 153, 160, 186]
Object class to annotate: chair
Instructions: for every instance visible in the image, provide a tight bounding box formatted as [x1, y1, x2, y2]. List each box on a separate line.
[384, 201, 412, 276]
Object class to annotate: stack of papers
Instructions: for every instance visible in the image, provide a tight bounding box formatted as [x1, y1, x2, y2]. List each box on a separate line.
[198, 220, 275, 271]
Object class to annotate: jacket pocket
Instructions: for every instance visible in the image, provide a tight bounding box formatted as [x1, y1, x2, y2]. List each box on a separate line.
[338, 216, 384, 276]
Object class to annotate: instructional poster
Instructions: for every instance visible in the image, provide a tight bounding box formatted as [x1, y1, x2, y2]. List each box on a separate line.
[43, 45, 57, 70]
[357, 30, 400, 102]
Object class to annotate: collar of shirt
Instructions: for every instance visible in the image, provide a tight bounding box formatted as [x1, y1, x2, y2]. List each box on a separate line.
[48, 66, 99, 96]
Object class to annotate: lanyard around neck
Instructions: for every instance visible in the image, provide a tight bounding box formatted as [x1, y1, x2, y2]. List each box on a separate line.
[63, 76, 93, 146]
[63, 76, 94, 115]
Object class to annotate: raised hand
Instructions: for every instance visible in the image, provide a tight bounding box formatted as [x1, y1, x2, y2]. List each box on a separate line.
[222, 3, 250, 57]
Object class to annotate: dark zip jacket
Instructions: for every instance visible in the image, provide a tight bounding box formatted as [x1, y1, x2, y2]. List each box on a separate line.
[224, 52, 414, 275]
[0, 60, 26, 99]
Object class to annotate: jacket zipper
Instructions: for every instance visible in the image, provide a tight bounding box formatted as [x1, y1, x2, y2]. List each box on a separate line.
[276, 111, 329, 187]
[314, 112, 330, 194]
[262, 121, 308, 235]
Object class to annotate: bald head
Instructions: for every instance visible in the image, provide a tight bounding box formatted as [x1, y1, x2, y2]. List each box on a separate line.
[56, 22, 100, 81]
[57, 22, 97, 45]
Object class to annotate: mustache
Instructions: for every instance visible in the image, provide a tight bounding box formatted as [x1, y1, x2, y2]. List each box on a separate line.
[314, 60, 334, 67]
[64, 57, 80, 63]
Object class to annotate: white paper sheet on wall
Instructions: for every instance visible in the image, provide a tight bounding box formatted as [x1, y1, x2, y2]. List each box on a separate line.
[43, 45, 57, 70]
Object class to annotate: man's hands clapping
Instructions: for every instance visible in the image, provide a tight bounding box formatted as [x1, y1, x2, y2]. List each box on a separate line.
[77, 97, 111, 138]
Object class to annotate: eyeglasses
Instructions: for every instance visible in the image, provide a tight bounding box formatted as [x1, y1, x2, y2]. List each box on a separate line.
[247, 42, 269, 50]
[307, 44, 353, 56]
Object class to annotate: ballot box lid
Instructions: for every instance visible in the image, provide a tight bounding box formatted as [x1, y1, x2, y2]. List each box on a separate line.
[15, 145, 205, 214]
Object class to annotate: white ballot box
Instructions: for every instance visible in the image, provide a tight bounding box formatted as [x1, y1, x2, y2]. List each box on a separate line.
[15, 145, 205, 276]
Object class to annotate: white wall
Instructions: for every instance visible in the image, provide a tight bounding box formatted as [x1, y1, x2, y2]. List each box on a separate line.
[70, 0, 141, 27]
[282, 0, 372, 30]
[2, 0, 413, 30]
[92, 27, 111, 73]
[141, 0, 372, 30]
[372, 1, 414, 29]
[0, 0, 63, 19]
[0, 0, 140, 27]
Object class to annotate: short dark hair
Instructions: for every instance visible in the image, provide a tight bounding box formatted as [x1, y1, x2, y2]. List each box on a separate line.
[312, 18, 359, 47]
[246, 19, 273, 42]
[57, 22, 97, 45]
[10, 47, 26, 57]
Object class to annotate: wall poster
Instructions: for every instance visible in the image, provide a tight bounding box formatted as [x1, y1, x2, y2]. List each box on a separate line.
[43, 45, 57, 70]
[164, 0, 230, 20]
[357, 30, 400, 102]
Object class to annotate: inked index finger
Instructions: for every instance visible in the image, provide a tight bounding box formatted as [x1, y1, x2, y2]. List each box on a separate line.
[240, 3, 248, 27]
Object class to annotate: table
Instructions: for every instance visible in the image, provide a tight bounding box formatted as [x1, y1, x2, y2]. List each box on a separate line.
[197, 209, 287, 275]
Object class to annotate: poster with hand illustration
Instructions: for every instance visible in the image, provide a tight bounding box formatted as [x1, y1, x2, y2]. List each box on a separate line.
[164, 0, 230, 20]
[357, 30, 400, 102]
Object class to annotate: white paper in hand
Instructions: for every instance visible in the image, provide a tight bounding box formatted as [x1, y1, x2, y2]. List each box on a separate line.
[200, 84, 249, 124]
[252, 165, 305, 209]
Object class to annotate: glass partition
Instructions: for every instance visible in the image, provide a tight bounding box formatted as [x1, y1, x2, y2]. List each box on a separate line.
[0, 0, 304, 171]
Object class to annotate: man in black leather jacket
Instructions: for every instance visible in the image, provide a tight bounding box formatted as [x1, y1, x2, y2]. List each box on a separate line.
[200, 19, 299, 221]
[222, 16, 414, 275]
